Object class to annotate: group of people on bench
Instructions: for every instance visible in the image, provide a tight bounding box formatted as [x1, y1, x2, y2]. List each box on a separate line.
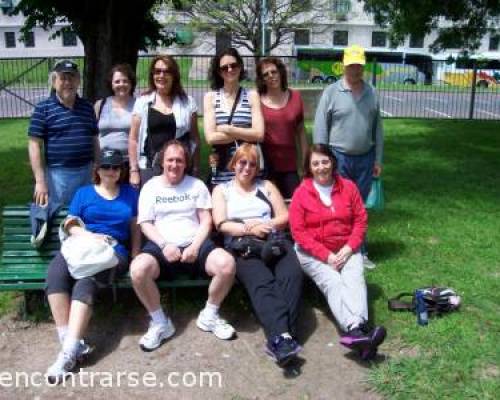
[28, 45, 385, 383]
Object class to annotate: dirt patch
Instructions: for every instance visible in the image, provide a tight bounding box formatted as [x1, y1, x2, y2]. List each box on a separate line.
[0, 301, 383, 400]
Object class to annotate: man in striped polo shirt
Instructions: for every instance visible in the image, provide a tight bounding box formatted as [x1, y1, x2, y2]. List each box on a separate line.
[28, 60, 99, 209]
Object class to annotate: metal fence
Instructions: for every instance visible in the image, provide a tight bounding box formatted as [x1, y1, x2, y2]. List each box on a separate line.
[1, 55, 499, 119]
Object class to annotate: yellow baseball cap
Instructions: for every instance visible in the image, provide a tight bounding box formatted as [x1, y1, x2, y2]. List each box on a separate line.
[343, 45, 366, 66]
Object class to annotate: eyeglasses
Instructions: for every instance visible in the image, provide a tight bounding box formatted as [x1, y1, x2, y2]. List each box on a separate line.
[100, 165, 121, 171]
[262, 69, 279, 79]
[219, 62, 240, 73]
[237, 159, 257, 169]
[153, 68, 171, 76]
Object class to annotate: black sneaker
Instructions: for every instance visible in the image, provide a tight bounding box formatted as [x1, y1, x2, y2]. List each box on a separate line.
[265, 335, 303, 367]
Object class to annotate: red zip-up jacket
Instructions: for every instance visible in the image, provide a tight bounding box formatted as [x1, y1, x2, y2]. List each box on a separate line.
[289, 175, 367, 262]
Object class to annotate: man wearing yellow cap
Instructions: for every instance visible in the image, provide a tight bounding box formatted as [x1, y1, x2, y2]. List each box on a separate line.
[313, 45, 383, 269]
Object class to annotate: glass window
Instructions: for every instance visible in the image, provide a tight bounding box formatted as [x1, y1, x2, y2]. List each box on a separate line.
[409, 34, 424, 48]
[489, 36, 499, 51]
[333, 30, 348, 46]
[24, 31, 35, 48]
[332, 0, 351, 14]
[62, 31, 77, 47]
[372, 31, 387, 47]
[294, 29, 310, 46]
[4, 31, 16, 48]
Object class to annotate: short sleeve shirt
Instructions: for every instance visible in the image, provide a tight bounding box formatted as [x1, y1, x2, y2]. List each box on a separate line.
[69, 184, 139, 258]
[29, 95, 98, 168]
[137, 175, 211, 247]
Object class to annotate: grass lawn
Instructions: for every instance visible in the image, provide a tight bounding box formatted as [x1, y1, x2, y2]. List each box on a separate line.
[0, 118, 499, 398]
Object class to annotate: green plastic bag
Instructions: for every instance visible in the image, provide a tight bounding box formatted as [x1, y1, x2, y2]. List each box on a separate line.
[365, 177, 384, 211]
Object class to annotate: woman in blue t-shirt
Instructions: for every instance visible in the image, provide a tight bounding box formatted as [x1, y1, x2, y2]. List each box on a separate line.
[44, 149, 140, 383]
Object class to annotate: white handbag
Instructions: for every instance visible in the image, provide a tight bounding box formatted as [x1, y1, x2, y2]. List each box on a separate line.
[59, 216, 118, 279]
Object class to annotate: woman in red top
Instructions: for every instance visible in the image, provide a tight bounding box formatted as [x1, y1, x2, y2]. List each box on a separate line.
[256, 57, 308, 199]
[289, 144, 386, 360]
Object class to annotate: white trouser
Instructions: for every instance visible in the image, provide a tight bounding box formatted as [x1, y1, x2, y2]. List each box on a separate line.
[295, 247, 368, 331]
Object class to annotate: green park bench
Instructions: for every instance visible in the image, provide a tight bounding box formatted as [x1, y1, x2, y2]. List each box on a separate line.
[0, 205, 209, 318]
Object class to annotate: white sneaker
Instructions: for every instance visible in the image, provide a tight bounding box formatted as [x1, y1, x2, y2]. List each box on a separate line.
[196, 311, 236, 340]
[363, 255, 377, 270]
[46, 351, 76, 384]
[139, 319, 175, 352]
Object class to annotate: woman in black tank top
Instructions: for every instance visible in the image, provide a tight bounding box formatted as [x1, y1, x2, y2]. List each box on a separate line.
[128, 55, 200, 187]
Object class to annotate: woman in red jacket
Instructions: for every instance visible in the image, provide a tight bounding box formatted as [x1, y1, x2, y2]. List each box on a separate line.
[289, 144, 386, 360]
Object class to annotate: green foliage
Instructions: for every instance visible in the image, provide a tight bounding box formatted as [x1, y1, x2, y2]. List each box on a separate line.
[364, 0, 500, 52]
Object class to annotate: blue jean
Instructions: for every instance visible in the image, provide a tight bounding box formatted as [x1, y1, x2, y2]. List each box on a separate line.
[331, 147, 375, 255]
[47, 163, 92, 209]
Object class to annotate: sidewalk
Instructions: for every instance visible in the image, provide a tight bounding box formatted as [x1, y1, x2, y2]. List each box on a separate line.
[0, 302, 383, 399]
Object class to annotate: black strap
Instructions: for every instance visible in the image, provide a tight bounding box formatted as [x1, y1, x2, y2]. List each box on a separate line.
[97, 97, 107, 120]
[227, 87, 242, 126]
[388, 292, 415, 312]
[256, 187, 275, 218]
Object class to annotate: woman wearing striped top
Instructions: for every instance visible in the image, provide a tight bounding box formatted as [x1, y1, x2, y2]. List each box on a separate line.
[203, 48, 264, 187]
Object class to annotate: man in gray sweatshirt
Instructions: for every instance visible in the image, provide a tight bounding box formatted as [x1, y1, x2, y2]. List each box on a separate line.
[313, 45, 383, 269]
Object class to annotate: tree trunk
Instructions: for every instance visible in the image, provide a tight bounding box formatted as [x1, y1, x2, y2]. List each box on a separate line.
[76, 0, 156, 101]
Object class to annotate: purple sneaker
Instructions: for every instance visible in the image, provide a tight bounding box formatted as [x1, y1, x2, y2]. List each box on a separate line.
[340, 325, 386, 361]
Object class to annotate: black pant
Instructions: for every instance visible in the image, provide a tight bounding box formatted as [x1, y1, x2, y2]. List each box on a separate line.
[45, 251, 128, 305]
[267, 171, 300, 200]
[235, 241, 303, 340]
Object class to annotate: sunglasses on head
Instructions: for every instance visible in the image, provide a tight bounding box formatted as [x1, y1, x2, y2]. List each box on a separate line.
[153, 68, 171, 76]
[237, 159, 257, 169]
[219, 62, 240, 73]
[100, 165, 121, 171]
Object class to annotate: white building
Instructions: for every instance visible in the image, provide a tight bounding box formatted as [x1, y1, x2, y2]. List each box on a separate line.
[0, 1, 84, 58]
[1, 0, 498, 59]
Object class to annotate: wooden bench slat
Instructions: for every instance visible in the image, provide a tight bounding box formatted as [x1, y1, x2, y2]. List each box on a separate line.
[0, 283, 46, 290]
[1, 205, 211, 311]
[3, 244, 60, 251]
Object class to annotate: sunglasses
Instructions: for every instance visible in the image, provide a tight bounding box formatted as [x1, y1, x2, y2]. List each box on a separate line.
[153, 68, 171, 76]
[219, 62, 240, 73]
[237, 159, 257, 169]
[262, 69, 279, 79]
[100, 165, 121, 171]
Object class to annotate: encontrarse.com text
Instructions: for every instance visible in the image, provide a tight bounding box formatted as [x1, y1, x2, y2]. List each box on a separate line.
[0, 369, 222, 388]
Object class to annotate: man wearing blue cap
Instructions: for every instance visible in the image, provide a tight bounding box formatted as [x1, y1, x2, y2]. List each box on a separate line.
[28, 60, 99, 210]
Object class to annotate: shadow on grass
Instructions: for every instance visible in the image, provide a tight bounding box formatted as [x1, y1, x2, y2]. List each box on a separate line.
[383, 120, 500, 206]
